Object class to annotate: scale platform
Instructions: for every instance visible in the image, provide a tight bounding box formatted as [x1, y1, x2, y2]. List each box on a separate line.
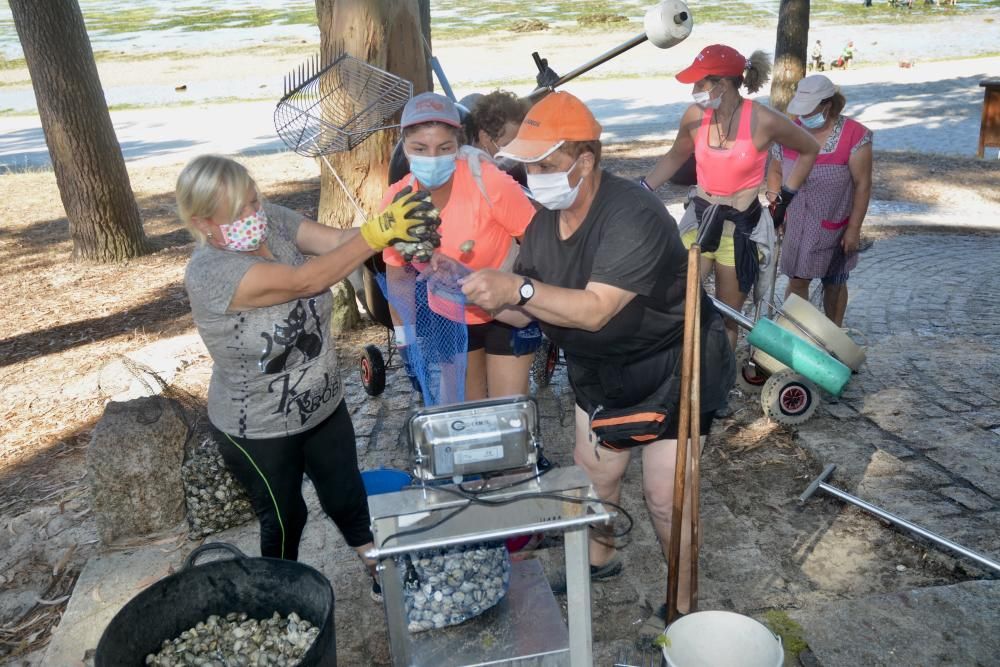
[367, 466, 611, 667]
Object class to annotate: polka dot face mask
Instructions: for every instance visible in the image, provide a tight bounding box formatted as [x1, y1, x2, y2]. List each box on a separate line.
[219, 207, 268, 252]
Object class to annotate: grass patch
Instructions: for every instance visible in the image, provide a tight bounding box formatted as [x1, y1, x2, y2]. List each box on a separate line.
[0, 55, 27, 71]
[764, 610, 809, 656]
[80, 6, 317, 35]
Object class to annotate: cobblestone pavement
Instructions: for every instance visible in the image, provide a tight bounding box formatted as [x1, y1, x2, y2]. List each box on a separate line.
[795, 232, 1000, 554]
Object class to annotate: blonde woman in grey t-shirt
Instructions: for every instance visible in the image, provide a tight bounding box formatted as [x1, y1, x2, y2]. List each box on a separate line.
[177, 155, 437, 601]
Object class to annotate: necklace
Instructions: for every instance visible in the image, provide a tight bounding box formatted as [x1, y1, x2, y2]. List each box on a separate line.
[714, 98, 743, 147]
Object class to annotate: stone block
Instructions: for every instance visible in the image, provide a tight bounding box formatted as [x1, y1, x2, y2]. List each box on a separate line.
[923, 429, 1000, 498]
[791, 581, 1000, 667]
[938, 486, 996, 511]
[87, 397, 188, 544]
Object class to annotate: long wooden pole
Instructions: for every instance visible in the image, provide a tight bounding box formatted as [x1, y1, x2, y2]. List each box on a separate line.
[666, 243, 701, 624]
[689, 272, 702, 608]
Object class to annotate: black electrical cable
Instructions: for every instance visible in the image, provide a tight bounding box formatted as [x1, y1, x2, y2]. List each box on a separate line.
[376, 481, 634, 550]
[456, 460, 554, 495]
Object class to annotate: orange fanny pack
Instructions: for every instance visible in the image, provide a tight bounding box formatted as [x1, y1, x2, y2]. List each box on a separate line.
[573, 349, 683, 451]
[590, 406, 674, 451]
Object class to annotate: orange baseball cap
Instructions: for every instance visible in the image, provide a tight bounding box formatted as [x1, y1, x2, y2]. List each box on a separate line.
[676, 44, 748, 83]
[496, 91, 602, 163]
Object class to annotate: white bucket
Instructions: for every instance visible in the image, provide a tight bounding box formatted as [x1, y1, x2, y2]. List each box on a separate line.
[661, 611, 783, 667]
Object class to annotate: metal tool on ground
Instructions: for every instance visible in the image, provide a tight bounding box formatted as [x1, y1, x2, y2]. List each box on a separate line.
[800, 464, 1000, 575]
[528, 0, 693, 99]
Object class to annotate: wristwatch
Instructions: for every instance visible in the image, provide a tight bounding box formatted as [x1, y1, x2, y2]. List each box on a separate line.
[517, 277, 535, 306]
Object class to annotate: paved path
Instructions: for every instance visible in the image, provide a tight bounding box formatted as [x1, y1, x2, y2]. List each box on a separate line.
[3, 56, 998, 174]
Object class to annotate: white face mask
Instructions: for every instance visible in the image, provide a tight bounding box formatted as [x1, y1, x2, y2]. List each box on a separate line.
[692, 82, 722, 109]
[526, 158, 583, 211]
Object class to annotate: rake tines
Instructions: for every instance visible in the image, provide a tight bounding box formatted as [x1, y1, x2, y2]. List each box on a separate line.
[274, 52, 413, 158]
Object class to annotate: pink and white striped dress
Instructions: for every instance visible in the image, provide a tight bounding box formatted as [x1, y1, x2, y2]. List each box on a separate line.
[775, 116, 873, 280]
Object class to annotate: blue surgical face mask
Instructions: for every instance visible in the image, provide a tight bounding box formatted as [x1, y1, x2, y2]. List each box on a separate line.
[406, 152, 457, 189]
[800, 110, 826, 129]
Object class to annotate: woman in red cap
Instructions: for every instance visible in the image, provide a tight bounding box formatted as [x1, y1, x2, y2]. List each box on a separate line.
[642, 45, 820, 351]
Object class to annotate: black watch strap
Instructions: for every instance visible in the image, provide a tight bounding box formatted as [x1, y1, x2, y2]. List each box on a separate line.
[517, 277, 534, 306]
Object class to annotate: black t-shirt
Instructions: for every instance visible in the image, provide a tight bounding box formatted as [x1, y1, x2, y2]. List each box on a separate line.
[515, 170, 688, 366]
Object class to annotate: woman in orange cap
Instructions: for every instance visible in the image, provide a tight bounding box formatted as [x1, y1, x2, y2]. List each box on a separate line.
[460, 91, 734, 618]
[642, 45, 820, 351]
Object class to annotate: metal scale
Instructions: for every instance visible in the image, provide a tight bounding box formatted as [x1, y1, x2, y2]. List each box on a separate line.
[365, 396, 614, 667]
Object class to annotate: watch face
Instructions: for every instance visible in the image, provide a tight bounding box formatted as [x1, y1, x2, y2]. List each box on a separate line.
[520, 281, 534, 300]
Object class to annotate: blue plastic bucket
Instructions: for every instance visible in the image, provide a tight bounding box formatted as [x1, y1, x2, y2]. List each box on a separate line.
[361, 468, 412, 496]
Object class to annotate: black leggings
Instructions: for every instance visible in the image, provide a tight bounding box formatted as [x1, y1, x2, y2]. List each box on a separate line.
[214, 400, 373, 561]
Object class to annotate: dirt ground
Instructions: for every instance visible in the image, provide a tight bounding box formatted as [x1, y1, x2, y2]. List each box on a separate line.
[0, 145, 995, 660]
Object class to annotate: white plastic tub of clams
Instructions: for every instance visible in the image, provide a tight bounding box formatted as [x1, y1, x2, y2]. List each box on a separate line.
[397, 541, 511, 633]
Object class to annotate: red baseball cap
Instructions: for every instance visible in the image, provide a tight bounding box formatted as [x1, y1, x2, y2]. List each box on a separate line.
[496, 91, 602, 163]
[676, 45, 748, 83]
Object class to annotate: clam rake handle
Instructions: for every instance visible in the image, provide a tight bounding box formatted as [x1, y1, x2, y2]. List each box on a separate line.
[801, 465, 1000, 575]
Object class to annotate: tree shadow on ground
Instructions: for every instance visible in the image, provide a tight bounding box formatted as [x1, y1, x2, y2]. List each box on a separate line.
[0, 282, 192, 369]
[0, 177, 324, 270]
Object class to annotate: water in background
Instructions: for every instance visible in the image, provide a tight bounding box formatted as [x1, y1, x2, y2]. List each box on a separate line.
[3, 0, 999, 61]
[0, 0, 318, 61]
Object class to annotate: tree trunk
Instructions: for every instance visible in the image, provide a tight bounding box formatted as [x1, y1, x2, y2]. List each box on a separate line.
[9, 0, 150, 262]
[770, 0, 810, 114]
[314, 0, 431, 229]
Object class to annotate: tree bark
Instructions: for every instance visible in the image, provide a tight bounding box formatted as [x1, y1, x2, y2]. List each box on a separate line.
[770, 0, 810, 114]
[9, 0, 150, 262]
[314, 0, 431, 229]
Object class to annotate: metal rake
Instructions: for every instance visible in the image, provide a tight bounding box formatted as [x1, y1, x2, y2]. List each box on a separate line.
[274, 52, 412, 158]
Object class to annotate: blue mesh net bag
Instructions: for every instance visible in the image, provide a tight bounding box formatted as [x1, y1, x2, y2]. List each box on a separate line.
[378, 257, 469, 406]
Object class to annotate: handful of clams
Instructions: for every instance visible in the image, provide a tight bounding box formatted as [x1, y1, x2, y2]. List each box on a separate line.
[395, 205, 443, 264]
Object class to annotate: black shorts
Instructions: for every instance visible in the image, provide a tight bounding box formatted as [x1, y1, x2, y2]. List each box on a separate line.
[467, 320, 541, 356]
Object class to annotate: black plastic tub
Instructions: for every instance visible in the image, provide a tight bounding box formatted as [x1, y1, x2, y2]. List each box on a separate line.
[95, 543, 335, 666]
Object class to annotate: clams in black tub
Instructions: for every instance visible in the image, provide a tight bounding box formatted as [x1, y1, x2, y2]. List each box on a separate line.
[95, 543, 335, 666]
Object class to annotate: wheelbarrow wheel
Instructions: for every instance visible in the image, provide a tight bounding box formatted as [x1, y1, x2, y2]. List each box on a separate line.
[761, 370, 819, 425]
[734, 346, 768, 395]
[532, 339, 559, 388]
[360, 344, 386, 397]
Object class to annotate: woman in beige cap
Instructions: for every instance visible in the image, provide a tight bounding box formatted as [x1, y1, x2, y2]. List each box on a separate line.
[767, 74, 873, 326]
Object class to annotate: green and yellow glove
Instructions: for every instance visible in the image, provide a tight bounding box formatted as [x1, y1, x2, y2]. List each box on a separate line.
[359, 186, 439, 251]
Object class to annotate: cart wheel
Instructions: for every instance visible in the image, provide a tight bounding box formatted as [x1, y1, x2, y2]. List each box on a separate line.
[360, 344, 386, 396]
[734, 346, 768, 395]
[532, 339, 559, 388]
[761, 370, 819, 425]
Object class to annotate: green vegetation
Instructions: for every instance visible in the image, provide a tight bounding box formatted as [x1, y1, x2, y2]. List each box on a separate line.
[80, 6, 317, 36]
[0, 54, 27, 70]
[764, 609, 809, 657]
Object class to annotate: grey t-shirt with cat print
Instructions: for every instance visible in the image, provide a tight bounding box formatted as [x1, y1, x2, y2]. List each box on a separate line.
[185, 203, 344, 439]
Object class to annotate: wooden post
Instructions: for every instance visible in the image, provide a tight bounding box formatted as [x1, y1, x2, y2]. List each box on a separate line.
[978, 79, 1000, 159]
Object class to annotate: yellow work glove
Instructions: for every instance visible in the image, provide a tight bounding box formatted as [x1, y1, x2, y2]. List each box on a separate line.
[359, 186, 438, 251]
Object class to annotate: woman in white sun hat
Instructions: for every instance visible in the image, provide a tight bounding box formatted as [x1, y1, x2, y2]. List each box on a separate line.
[767, 74, 873, 326]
